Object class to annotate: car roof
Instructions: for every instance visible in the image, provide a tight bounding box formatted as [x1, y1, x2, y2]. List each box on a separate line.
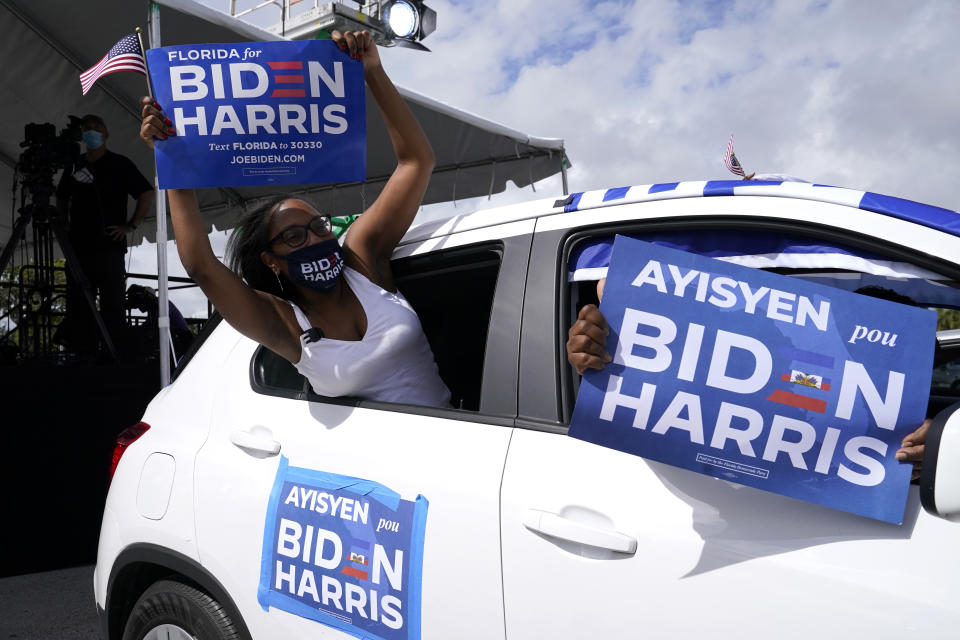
[401, 179, 960, 245]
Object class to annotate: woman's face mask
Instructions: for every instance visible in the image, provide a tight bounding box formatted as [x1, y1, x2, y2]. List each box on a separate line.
[273, 237, 344, 292]
[82, 130, 104, 150]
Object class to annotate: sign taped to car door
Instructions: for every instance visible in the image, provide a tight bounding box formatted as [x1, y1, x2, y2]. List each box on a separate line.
[146, 40, 365, 189]
[568, 236, 935, 524]
[258, 457, 428, 640]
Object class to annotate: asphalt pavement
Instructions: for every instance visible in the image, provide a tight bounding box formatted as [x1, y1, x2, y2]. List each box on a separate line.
[0, 565, 100, 639]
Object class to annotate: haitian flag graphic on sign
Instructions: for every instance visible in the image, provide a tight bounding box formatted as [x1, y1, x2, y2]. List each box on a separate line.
[146, 40, 366, 188]
[258, 458, 428, 640]
[568, 236, 936, 524]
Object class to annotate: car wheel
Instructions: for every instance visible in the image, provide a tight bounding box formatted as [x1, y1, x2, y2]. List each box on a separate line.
[122, 579, 241, 640]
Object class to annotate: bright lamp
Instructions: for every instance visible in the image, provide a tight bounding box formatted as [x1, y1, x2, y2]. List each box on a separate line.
[255, 1, 436, 51]
[384, 1, 420, 39]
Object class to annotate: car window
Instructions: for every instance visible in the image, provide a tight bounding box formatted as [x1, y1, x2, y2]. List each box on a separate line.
[170, 313, 223, 382]
[392, 245, 502, 411]
[250, 345, 311, 400]
[251, 243, 504, 413]
[561, 226, 960, 420]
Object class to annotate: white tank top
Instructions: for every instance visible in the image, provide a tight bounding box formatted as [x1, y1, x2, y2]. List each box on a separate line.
[290, 267, 451, 408]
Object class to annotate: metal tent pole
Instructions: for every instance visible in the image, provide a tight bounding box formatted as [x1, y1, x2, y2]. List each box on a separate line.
[148, 2, 171, 387]
[561, 154, 569, 195]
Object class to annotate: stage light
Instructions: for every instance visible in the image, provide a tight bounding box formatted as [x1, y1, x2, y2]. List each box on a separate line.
[247, 1, 437, 51]
[384, 1, 419, 39]
[382, 1, 437, 51]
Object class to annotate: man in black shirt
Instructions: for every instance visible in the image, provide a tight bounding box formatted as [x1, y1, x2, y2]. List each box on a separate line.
[56, 114, 154, 357]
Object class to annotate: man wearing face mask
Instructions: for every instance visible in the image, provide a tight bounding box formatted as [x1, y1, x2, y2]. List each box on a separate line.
[56, 114, 154, 358]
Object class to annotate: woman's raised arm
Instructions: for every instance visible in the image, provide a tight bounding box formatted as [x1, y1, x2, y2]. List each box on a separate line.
[330, 31, 435, 290]
[139, 98, 299, 361]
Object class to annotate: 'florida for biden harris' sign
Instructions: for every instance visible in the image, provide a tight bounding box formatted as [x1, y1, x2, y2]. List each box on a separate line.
[569, 236, 935, 524]
[146, 41, 365, 189]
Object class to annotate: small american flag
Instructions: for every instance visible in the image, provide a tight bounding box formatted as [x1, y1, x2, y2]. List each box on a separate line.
[80, 34, 146, 96]
[723, 134, 746, 178]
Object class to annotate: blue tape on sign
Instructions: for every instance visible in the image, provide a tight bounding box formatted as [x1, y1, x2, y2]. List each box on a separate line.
[257, 457, 427, 639]
[147, 40, 366, 189]
[406, 496, 429, 640]
[648, 182, 679, 193]
[282, 465, 404, 516]
[564, 192, 584, 212]
[859, 192, 960, 238]
[603, 186, 630, 201]
[258, 455, 290, 612]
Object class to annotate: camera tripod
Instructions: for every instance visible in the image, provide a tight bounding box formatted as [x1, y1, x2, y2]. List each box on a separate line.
[0, 184, 118, 360]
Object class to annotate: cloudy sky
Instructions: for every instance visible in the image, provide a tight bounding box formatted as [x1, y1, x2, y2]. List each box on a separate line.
[378, 0, 959, 208]
[135, 0, 960, 316]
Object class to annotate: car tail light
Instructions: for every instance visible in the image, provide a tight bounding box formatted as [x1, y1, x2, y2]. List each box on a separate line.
[109, 422, 150, 484]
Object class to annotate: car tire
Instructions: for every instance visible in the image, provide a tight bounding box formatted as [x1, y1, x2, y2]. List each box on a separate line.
[122, 579, 241, 640]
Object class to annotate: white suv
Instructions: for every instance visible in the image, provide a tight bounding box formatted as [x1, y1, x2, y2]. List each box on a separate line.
[96, 180, 960, 640]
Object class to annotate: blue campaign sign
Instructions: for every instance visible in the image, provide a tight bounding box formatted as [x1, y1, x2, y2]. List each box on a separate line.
[146, 40, 365, 189]
[258, 457, 428, 640]
[568, 236, 936, 524]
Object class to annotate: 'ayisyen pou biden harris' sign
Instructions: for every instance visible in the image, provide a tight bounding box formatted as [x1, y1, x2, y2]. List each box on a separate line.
[259, 458, 428, 640]
[146, 40, 365, 189]
[569, 236, 936, 524]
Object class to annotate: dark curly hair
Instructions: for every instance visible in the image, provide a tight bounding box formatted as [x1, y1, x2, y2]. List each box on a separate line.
[226, 196, 299, 300]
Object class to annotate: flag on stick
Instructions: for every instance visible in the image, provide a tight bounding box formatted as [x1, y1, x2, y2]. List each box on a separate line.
[723, 133, 747, 178]
[80, 34, 146, 95]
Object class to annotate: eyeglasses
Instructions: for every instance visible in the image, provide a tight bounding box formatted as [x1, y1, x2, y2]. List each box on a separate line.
[269, 216, 333, 248]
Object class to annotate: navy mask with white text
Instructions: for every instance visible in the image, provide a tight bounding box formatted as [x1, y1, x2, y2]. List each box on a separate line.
[273, 238, 344, 292]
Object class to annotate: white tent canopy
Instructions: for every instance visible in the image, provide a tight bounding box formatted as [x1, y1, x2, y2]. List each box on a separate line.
[0, 0, 566, 385]
[0, 0, 568, 247]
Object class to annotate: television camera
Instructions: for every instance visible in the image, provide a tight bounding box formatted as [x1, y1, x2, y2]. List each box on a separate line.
[0, 115, 117, 361]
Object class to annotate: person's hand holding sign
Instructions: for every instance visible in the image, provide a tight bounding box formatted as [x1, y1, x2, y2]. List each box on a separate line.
[567, 303, 611, 375]
[139, 98, 174, 148]
[896, 419, 930, 481]
[567, 278, 611, 374]
[331, 29, 380, 72]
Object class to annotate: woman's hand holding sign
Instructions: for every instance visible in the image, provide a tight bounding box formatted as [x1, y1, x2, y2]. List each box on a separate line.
[139, 98, 175, 148]
[331, 29, 380, 73]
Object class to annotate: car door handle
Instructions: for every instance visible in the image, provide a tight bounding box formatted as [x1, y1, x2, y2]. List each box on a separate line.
[522, 509, 637, 554]
[229, 428, 281, 455]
